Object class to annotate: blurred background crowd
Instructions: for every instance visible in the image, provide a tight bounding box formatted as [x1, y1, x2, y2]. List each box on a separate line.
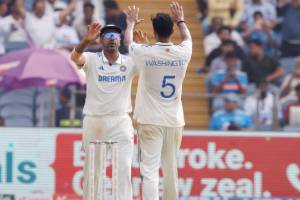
[0, 0, 300, 131]
[198, 0, 300, 131]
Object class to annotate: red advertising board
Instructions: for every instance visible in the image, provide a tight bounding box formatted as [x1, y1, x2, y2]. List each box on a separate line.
[50, 132, 300, 199]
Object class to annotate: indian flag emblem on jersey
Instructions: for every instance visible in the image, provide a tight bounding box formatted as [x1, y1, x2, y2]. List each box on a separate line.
[120, 65, 127, 72]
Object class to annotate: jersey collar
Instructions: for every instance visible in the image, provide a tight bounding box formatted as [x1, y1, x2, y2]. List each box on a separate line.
[101, 51, 122, 65]
[155, 42, 173, 46]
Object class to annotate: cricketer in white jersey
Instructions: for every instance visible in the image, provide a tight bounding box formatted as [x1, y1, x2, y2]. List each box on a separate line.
[71, 24, 136, 200]
[125, 2, 192, 200]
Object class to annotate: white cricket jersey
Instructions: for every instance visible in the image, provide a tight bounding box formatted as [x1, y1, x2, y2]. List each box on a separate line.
[129, 40, 192, 127]
[81, 51, 137, 116]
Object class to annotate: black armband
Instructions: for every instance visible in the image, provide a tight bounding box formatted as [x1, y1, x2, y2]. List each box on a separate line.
[177, 20, 185, 26]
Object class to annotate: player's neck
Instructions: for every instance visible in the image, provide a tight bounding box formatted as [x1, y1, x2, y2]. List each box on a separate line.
[156, 37, 171, 43]
[103, 51, 119, 63]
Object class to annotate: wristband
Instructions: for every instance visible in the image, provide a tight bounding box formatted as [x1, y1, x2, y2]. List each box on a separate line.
[177, 20, 185, 26]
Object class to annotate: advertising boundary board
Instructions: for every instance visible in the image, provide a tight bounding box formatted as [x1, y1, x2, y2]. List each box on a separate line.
[0, 128, 299, 199]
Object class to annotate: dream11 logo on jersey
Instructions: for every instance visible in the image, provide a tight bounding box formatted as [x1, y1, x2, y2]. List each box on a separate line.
[51, 134, 84, 198]
[0, 143, 37, 185]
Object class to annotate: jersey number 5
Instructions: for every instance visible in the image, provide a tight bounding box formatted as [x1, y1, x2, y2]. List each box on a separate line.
[160, 75, 176, 98]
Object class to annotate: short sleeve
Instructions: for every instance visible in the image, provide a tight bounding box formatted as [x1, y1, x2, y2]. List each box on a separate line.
[211, 73, 222, 86]
[178, 40, 193, 58]
[128, 42, 145, 57]
[81, 52, 93, 72]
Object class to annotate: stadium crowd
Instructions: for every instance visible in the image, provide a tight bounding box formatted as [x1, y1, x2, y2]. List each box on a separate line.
[197, 0, 300, 131]
[0, 0, 300, 131]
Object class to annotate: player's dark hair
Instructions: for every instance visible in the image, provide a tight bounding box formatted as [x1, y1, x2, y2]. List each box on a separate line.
[224, 51, 238, 60]
[151, 13, 174, 39]
[253, 11, 263, 19]
[84, 2, 95, 10]
[248, 39, 263, 47]
[104, 0, 119, 10]
[221, 39, 236, 47]
[217, 25, 232, 35]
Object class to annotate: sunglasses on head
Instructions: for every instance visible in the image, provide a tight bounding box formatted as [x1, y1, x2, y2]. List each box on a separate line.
[103, 32, 121, 40]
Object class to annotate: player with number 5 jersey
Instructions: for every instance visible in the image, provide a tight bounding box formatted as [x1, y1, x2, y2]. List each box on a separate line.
[125, 2, 192, 200]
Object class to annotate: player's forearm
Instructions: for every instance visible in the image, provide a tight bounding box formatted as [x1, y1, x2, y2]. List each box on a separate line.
[75, 38, 90, 53]
[124, 23, 135, 49]
[177, 22, 192, 41]
[71, 39, 90, 65]
[59, 0, 76, 22]
[267, 67, 285, 82]
[16, 0, 26, 18]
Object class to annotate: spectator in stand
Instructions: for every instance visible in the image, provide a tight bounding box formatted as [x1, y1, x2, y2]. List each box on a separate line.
[75, 2, 94, 40]
[74, 2, 100, 51]
[104, 0, 126, 31]
[0, 115, 5, 126]
[207, 0, 244, 28]
[209, 41, 243, 74]
[0, 0, 7, 17]
[209, 94, 253, 131]
[205, 40, 244, 93]
[243, 11, 278, 56]
[243, 0, 277, 27]
[74, 0, 104, 27]
[280, 0, 300, 57]
[279, 57, 300, 100]
[206, 39, 244, 71]
[54, 4, 79, 50]
[196, 0, 207, 21]
[244, 79, 275, 130]
[205, 39, 237, 91]
[207, 16, 223, 35]
[281, 84, 300, 125]
[56, 87, 82, 128]
[204, 25, 244, 56]
[211, 51, 248, 111]
[45, 0, 67, 15]
[243, 39, 285, 86]
[212, 51, 248, 94]
[0, 0, 8, 54]
[15, 0, 76, 48]
[0, 0, 28, 53]
[104, 0, 127, 53]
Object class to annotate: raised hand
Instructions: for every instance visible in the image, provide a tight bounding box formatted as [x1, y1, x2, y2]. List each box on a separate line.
[84, 22, 101, 42]
[133, 30, 148, 44]
[126, 5, 143, 26]
[170, 1, 184, 22]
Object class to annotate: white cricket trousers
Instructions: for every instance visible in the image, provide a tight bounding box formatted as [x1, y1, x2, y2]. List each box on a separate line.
[82, 114, 134, 200]
[138, 124, 183, 200]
